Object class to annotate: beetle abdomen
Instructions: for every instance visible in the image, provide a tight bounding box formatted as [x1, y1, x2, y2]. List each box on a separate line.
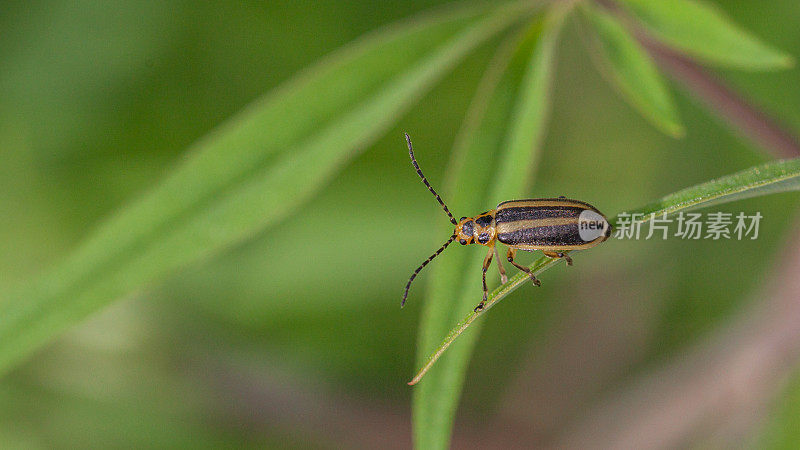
[495, 199, 609, 250]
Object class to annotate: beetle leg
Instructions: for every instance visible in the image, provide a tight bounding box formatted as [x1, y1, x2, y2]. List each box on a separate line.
[474, 248, 495, 312]
[493, 245, 508, 284]
[543, 250, 573, 266]
[507, 248, 541, 287]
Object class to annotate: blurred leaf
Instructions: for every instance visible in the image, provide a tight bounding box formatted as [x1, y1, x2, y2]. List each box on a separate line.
[410, 157, 800, 388]
[617, 0, 794, 70]
[0, 1, 538, 376]
[581, 3, 684, 137]
[411, 5, 569, 449]
[759, 369, 800, 449]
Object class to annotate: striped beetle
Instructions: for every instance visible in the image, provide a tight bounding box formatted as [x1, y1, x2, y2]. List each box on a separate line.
[402, 134, 612, 312]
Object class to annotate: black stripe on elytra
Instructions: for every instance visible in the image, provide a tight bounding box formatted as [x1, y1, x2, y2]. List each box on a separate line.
[495, 206, 586, 223]
[497, 223, 585, 246]
[475, 215, 493, 227]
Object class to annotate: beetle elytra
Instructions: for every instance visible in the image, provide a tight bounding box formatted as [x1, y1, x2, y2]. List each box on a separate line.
[402, 134, 612, 312]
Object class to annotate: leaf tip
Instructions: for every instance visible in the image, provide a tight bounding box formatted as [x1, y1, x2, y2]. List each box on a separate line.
[666, 122, 686, 139]
[777, 54, 795, 69]
[652, 114, 685, 138]
[753, 51, 795, 71]
[408, 371, 424, 386]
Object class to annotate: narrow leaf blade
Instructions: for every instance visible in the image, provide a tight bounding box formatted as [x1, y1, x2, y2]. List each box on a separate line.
[582, 4, 684, 137]
[618, 0, 794, 70]
[412, 6, 569, 449]
[616, 157, 800, 226]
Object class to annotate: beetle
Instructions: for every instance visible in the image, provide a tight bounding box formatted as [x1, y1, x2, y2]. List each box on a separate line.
[401, 133, 612, 312]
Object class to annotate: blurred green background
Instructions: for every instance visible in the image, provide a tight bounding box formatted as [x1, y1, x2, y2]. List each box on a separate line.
[2, 0, 800, 448]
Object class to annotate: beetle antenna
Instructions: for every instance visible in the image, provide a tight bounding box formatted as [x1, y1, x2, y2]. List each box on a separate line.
[406, 133, 457, 226]
[402, 233, 457, 307]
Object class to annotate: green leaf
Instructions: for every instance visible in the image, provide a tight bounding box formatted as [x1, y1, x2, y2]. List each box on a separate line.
[409, 157, 800, 388]
[615, 157, 800, 226]
[759, 369, 800, 448]
[411, 5, 569, 449]
[582, 3, 684, 137]
[617, 0, 794, 70]
[0, 1, 538, 376]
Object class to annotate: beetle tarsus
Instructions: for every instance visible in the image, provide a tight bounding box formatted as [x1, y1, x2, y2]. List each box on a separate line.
[543, 250, 573, 266]
[561, 253, 573, 266]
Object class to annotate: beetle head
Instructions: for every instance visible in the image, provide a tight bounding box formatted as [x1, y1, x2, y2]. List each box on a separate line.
[455, 216, 477, 245]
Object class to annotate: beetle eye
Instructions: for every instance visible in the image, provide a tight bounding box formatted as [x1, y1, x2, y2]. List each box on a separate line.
[459, 239, 467, 245]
